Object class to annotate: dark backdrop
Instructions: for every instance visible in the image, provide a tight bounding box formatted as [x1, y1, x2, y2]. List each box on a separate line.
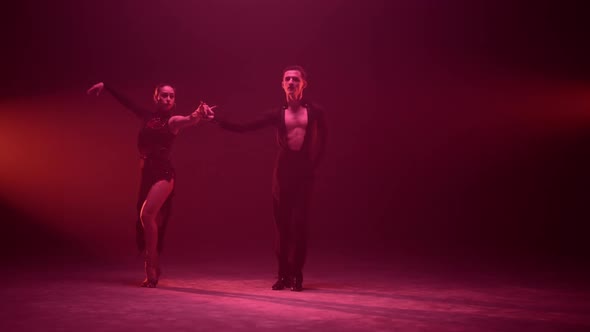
[2, 0, 589, 268]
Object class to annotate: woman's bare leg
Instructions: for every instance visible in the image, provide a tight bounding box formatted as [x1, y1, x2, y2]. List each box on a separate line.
[140, 179, 174, 287]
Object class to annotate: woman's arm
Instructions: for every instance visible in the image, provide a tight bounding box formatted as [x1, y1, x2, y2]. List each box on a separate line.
[168, 102, 215, 134]
[87, 82, 149, 118]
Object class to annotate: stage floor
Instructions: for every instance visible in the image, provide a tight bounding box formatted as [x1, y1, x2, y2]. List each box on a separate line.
[3, 253, 589, 331]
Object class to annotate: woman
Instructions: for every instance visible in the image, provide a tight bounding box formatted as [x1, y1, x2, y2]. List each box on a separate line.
[87, 82, 214, 288]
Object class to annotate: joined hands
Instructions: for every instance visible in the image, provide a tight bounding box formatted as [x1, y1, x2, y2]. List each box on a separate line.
[193, 101, 216, 120]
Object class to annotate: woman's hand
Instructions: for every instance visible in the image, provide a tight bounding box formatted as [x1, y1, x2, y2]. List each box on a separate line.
[87, 82, 105, 96]
[193, 101, 216, 120]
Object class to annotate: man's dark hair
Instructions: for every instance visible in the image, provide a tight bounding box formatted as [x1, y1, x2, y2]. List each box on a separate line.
[282, 65, 307, 81]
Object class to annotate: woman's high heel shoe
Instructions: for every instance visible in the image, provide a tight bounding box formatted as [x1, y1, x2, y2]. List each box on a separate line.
[140, 266, 161, 288]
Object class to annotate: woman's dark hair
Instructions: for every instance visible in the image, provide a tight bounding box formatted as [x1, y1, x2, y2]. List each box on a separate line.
[153, 83, 176, 100]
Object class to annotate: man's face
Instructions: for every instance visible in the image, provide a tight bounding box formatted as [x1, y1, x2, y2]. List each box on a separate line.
[282, 70, 306, 97]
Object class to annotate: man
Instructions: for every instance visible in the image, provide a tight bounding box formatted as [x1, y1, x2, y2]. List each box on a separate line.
[215, 66, 327, 291]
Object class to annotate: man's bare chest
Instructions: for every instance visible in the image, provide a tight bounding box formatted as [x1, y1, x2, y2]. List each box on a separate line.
[284, 108, 308, 131]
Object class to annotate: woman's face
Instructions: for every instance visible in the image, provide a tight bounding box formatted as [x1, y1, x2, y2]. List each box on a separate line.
[155, 85, 175, 111]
